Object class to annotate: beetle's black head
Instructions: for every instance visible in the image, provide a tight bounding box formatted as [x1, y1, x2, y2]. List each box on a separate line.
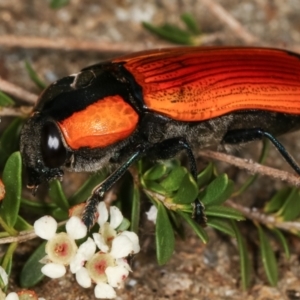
[20, 70, 102, 192]
[20, 113, 67, 193]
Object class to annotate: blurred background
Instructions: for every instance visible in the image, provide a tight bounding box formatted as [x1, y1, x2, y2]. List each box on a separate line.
[1, 0, 300, 299]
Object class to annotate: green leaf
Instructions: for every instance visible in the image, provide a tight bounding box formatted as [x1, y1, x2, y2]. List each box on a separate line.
[231, 221, 251, 290]
[52, 207, 69, 220]
[20, 242, 46, 288]
[68, 172, 107, 206]
[178, 211, 208, 243]
[49, 180, 69, 211]
[116, 218, 130, 231]
[276, 188, 300, 221]
[156, 202, 175, 265]
[142, 22, 195, 45]
[49, 0, 70, 9]
[0, 242, 16, 290]
[143, 164, 167, 181]
[197, 162, 214, 187]
[0, 118, 23, 167]
[201, 174, 234, 206]
[14, 216, 33, 231]
[130, 183, 140, 233]
[168, 210, 185, 239]
[160, 166, 187, 192]
[264, 187, 292, 213]
[20, 198, 56, 216]
[272, 228, 290, 259]
[206, 205, 245, 220]
[172, 173, 198, 204]
[0, 91, 15, 107]
[24, 60, 46, 90]
[0, 152, 22, 227]
[257, 224, 278, 286]
[144, 180, 167, 195]
[21, 197, 56, 209]
[181, 13, 200, 34]
[207, 217, 235, 237]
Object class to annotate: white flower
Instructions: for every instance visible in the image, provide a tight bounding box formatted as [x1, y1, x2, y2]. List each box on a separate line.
[34, 216, 57, 240]
[100, 222, 117, 248]
[77, 237, 97, 259]
[115, 258, 132, 272]
[34, 215, 87, 279]
[65, 216, 87, 239]
[110, 231, 140, 258]
[5, 292, 18, 300]
[76, 267, 91, 288]
[97, 203, 124, 229]
[97, 202, 109, 226]
[109, 206, 123, 229]
[34, 215, 87, 242]
[73, 202, 140, 297]
[146, 205, 158, 224]
[86, 252, 115, 284]
[105, 266, 129, 288]
[92, 233, 109, 253]
[41, 263, 66, 279]
[75, 225, 132, 293]
[70, 237, 96, 274]
[45, 232, 78, 265]
[94, 282, 116, 299]
[110, 235, 135, 259]
[119, 231, 140, 254]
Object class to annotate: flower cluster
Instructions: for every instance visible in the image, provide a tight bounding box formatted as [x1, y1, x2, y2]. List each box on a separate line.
[34, 202, 140, 299]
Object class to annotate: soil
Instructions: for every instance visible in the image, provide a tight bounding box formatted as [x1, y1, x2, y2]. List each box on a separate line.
[1, 0, 300, 299]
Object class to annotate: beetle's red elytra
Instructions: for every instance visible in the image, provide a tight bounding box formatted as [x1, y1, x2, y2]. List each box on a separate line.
[20, 47, 300, 229]
[115, 47, 300, 120]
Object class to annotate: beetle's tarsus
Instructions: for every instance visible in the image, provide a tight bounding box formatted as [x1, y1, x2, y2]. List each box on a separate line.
[192, 200, 207, 227]
[82, 195, 100, 230]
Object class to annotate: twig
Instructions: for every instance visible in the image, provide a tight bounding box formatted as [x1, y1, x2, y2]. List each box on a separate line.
[0, 220, 67, 244]
[0, 231, 37, 244]
[0, 77, 37, 104]
[0, 106, 31, 117]
[227, 200, 300, 233]
[0, 34, 169, 54]
[199, 150, 300, 187]
[200, 0, 261, 45]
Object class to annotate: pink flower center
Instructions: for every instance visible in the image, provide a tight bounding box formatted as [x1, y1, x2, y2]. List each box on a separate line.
[55, 242, 68, 257]
[94, 259, 107, 275]
[86, 253, 115, 282]
[45, 232, 77, 264]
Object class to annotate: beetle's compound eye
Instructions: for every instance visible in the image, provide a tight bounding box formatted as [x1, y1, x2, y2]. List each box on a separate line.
[41, 122, 67, 168]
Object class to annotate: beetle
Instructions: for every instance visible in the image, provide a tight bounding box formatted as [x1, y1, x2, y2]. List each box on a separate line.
[20, 47, 300, 229]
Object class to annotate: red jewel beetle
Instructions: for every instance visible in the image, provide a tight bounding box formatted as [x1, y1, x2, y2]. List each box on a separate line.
[20, 46, 300, 229]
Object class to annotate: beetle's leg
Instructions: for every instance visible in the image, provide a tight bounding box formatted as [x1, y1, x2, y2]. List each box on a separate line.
[149, 137, 207, 226]
[82, 145, 148, 229]
[223, 128, 300, 175]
